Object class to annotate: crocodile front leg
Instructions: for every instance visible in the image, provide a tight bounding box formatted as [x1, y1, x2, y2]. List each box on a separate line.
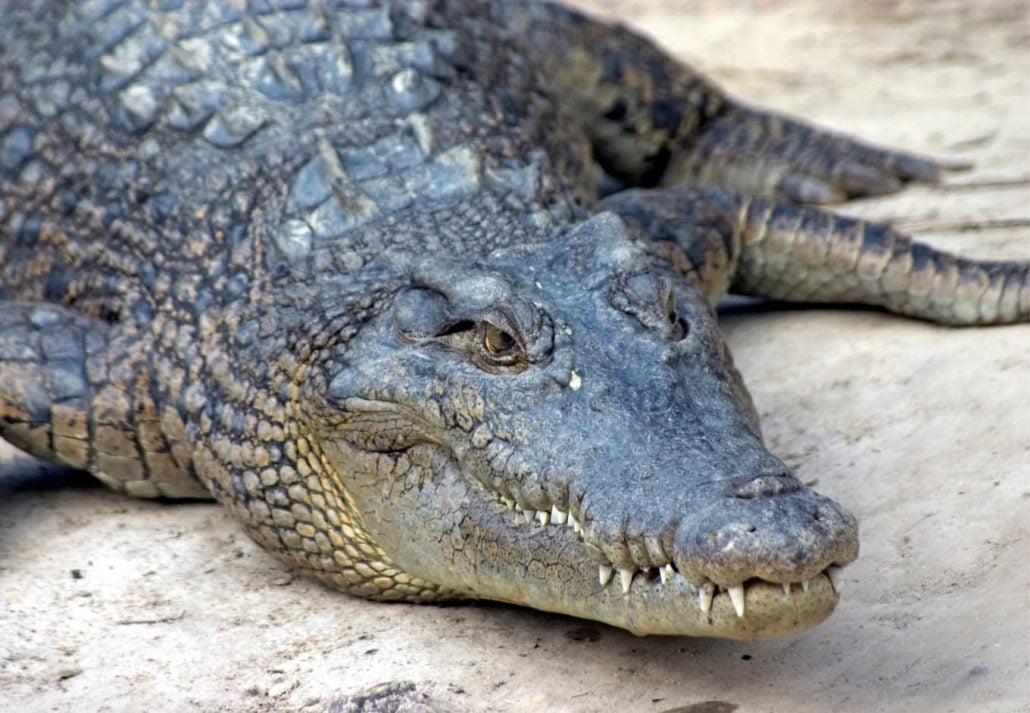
[598, 187, 1030, 325]
[0, 301, 209, 499]
[657, 103, 963, 204]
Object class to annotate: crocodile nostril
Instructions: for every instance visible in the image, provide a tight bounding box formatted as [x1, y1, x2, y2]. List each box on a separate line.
[729, 471, 800, 499]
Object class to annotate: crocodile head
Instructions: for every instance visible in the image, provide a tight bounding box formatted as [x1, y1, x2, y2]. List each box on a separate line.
[307, 213, 858, 638]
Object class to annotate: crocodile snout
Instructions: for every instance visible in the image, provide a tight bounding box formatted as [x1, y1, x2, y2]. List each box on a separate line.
[570, 466, 857, 587]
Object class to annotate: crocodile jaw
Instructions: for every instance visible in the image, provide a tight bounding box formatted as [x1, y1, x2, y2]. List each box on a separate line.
[479, 497, 850, 639]
[317, 438, 857, 639]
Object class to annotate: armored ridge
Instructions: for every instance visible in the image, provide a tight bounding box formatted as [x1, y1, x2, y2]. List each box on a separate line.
[0, 0, 1027, 639]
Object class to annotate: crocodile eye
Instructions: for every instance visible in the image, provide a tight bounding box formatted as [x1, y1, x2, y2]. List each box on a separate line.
[481, 322, 517, 357]
[422, 317, 527, 372]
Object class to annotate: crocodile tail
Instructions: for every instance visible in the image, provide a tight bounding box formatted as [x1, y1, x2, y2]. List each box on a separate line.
[732, 197, 1030, 325]
[0, 301, 209, 498]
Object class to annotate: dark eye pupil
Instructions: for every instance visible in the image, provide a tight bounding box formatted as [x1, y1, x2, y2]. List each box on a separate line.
[484, 325, 515, 355]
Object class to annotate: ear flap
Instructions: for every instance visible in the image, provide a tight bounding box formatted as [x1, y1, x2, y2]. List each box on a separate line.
[0, 301, 210, 499]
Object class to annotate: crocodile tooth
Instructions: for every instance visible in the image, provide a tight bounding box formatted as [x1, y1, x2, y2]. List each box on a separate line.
[536, 510, 549, 526]
[728, 584, 746, 618]
[521, 509, 534, 525]
[501, 497, 515, 510]
[801, 579, 810, 593]
[782, 582, 791, 597]
[598, 565, 614, 587]
[514, 504, 523, 511]
[619, 568, 634, 593]
[550, 506, 567, 525]
[698, 582, 715, 613]
[660, 564, 674, 584]
[827, 565, 843, 593]
[567, 512, 579, 532]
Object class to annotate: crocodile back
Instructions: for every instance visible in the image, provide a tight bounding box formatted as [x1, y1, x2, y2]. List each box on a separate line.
[0, 0, 590, 321]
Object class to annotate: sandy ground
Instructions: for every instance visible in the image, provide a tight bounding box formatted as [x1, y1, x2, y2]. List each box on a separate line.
[2, 1, 1029, 712]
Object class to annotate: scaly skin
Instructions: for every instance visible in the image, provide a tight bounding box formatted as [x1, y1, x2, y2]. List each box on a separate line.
[0, 0, 1026, 639]
[600, 188, 1030, 325]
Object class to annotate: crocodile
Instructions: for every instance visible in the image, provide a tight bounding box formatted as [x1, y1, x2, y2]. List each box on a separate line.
[0, 0, 1027, 640]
